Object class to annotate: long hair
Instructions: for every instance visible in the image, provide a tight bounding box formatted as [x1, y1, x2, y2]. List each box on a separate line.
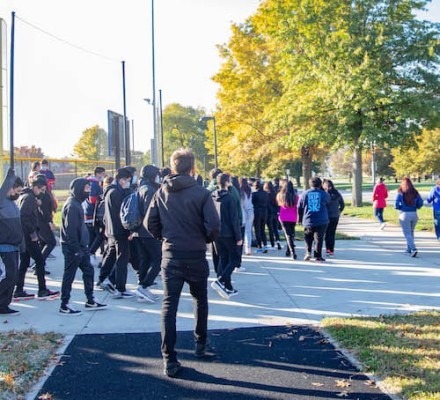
[398, 177, 419, 206]
[263, 181, 275, 194]
[277, 180, 297, 207]
[239, 177, 251, 198]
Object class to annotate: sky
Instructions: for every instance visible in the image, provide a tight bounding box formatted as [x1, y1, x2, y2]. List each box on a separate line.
[0, 0, 439, 159]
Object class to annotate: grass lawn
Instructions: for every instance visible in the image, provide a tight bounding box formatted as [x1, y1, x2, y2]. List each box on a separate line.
[331, 179, 436, 193]
[323, 311, 440, 400]
[343, 202, 434, 232]
[0, 330, 63, 399]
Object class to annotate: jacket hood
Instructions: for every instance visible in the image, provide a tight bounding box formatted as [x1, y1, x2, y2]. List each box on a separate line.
[163, 174, 197, 193]
[70, 178, 89, 202]
[212, 189, 229, 202]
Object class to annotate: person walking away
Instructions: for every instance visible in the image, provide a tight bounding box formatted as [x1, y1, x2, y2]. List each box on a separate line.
[426, 179, 440, 240]
[133, 165, 162, 303]
[252, 180, 269, 253]
[276, 180, 298, 260]
[59, 178, 107, 315]
[145, 148, 220, 378]
[373, 177, 388, 230]
[0, 169, 24, 316]
[323, 179, 345, 256]
[14, 176, 60, 300]
[239, 178, 254, 256]
[98, 168, 134, 298]
[230, 176, 244, 271]
[395, 177, 423, 257]
[211, 174, 242, 298]
[298, 177, 330, 262]
[264, 181, 281, 250]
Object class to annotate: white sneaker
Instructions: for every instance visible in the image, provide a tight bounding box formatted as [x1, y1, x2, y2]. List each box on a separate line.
[135, 286, 158, 303]
[234, 266, 246, 273]
[380, 223, 386, 230]
[113, 291, 135, 299]
[102, 279, 117, 294]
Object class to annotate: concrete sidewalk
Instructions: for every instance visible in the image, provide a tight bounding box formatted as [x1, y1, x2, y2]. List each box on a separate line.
[1, 216, 439, 335]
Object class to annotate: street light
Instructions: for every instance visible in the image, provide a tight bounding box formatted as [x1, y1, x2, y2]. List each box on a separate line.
[199, 115, 218, 169]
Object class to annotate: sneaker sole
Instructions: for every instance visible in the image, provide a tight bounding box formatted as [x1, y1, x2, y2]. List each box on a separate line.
[37, 294, 60, 301]
[411, 251, 418, 257]
[211, 283, 230, 300]
[84, 306, 108, 311]
[59, 311, 83, 316]
[136, 293, 156, 303]
[12, 296, 35, 302]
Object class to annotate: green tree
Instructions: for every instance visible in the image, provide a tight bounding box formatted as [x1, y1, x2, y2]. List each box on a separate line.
[162, 104, 208, 175]
[72, 125, 108, 160]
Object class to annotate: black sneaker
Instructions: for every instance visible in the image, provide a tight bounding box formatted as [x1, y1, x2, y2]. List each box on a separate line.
[195, 342, 216, 358]
[59, 304, 82, 316]
[163, 361, 182, 377]
[292, 253, 298, 260]
[210, 280, 230, 299]
[304, 253, 311, 261]
[0, 307, 20, 316]
[411, 250, 418, 258]
[34, 269, 51, 276]
[37, 289, 60, 300]
[85, 301, 108, 310]
[13, 291, 35, 301]
[277, 242, 282, 250]
[314, 257, 326, 262]
[285, 249, 291, 257]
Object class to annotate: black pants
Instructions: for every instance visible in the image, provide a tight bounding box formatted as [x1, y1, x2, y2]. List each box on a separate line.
[304, 224, 328, 258]
[39, 221, 56, 261]
[161, 257, 209, 363]
[325, 217, 339, 252]
[89, 227, 105, 255]
[211, 242, 219, 274]
[17, 238, 46, 293]
[61, 245, 94, 306]
[215, 236, 239, 288]
[281, 221, 296, 255]
[0, 252, 19, 311]
[99, 237, 130, 292]
[136, 237, 162, 287]
[236, 226, 245, 268]
[253, 215, 267, 248]
[266, 213, 280, 246]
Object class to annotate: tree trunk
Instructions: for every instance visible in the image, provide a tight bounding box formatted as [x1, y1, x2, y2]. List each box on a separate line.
[301, 146, 312, 190]
[352, 140, 363, 207]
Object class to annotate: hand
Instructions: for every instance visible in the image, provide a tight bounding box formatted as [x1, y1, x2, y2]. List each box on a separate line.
[49, 222, 57, 231]
[237, 240, 243, 246]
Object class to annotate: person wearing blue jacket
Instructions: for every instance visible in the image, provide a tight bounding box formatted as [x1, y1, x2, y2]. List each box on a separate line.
[426, 179, 440, 240]
[395, 177, 424, 257]
[298, 177, 330, 262]
[0, 169, 24, 316]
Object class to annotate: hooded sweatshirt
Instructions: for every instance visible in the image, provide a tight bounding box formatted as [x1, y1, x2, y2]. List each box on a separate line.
[427, 185, 440, 213]
[17, 187, 40, 241]
[0, 168, 22, 250]
[212, 189, 242, 241]
[60, 178, 90, 254]
[145, 174, 220, 260]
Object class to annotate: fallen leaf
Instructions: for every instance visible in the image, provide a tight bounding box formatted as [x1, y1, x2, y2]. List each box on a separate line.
[38, 393, 53, 400]
[336, 391, 349, 397]
[311, 382, 324, 387]
[298, 336, 306, 341]
[335, 379, 351, 388]
[319, 339, 329, 344]
[364, 380, 376, 387]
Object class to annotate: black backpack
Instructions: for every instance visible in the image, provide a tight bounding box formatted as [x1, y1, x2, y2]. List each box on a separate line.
[93, 195, 105, 228]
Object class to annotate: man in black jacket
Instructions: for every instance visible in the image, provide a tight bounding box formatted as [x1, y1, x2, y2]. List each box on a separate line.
[133, 165, 162, 303]
[98, 167, 134, 298]
[15, 176, 59, 300]
[211, 173, 242, 299]
[37, 175, 57, 264]
[0, 169, 24, 316]
[59, 178, 107, 315]
[146, 148, 220, 378]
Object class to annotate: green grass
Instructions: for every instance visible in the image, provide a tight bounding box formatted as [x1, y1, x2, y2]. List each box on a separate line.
[323, 311, 440, 400]
[330, 179, 436, 193]
[343, 202, 434, 232]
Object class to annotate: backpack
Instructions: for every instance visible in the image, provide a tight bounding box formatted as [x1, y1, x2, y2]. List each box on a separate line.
[93, 195, 105, 228]
[120, 191, 142, 231]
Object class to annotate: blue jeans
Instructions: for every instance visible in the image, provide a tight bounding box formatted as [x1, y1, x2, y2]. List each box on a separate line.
[161, 257, 209, 362]
[374, 208, 384, 224]
[398, 211, 418, 251]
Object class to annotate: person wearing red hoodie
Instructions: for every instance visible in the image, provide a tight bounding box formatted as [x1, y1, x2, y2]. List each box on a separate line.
[372, 177, 388, 230]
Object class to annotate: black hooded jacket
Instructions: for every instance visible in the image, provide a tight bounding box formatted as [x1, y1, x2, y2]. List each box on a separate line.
[212, 189, 242, 241]
[103, 182, 130, 239]
[17, 187, 40, 241]
[136, 177, 160, 238]
[60, 178, 90, 254]
[145, 174, 220, 259]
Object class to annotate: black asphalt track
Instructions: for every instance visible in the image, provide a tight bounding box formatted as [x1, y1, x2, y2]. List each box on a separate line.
[36, 325, 391, 400]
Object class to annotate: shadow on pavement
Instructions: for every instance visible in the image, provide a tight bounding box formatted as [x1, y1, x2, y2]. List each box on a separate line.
[36, 325, 391, 400]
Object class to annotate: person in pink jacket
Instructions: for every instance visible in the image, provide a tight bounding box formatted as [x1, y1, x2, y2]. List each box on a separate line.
[373, 177, 388, 230]
[276, 180, 298, 260]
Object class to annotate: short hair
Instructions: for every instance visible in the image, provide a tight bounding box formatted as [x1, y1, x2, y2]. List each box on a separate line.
[309, 177, 322, 188]
[115, 167, 132, 180]
[32, 176, 47, 188]
[209, 168, 223, 180]
[94, 167, 106, 175]
[170, 148, 194, 175]
[41, 159, 49, 165]
[216, 173, 230, 189]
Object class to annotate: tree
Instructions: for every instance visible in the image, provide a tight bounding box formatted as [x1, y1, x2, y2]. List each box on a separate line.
[14, 145, 44, 158]
[162, 104, 208, 175]
[72, 125, 108, 160]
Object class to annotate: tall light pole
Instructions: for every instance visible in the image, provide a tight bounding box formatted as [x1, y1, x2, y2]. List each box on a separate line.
[151, 0, 158, 166]
[200, 116, 218, 170]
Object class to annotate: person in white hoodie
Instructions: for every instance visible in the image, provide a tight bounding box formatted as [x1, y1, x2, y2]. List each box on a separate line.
[239, 178, 254, 256]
